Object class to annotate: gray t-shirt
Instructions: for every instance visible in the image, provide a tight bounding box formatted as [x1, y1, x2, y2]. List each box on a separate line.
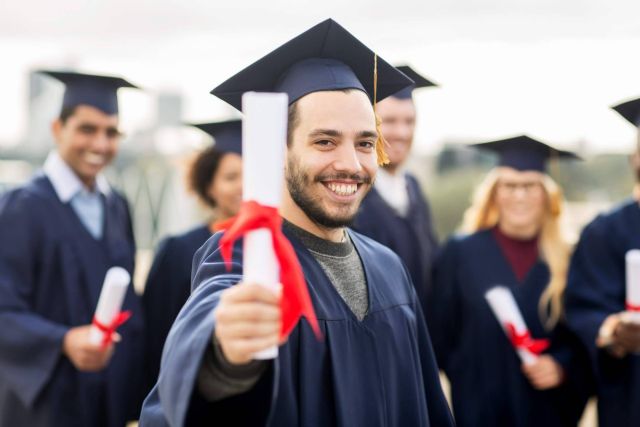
[197, 220, 368, 401]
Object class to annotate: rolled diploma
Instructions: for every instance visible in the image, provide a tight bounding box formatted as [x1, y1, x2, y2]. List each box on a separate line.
[242, 92, 288, 360]
[625, 249, 640, 323]
[485, 286, 538, 365]
[89, 267, 131, 345]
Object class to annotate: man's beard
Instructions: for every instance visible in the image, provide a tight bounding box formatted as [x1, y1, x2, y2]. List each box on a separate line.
[286, 156, 372, 229]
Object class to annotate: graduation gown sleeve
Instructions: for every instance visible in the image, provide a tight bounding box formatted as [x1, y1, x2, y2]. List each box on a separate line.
[139, 233, 276, 427]
[0, 189, 69, 408]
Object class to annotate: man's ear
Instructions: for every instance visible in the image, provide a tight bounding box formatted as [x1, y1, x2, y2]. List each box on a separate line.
[51, 119, 63, 147]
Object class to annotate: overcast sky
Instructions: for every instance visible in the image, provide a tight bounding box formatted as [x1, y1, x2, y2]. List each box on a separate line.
[2, 0, 640, 154]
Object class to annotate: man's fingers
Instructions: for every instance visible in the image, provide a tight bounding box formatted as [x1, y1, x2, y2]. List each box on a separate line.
[221, 282, 281, 305]
[225, 335, 281, 357]
[216, 302, 281, 323]
[217, 320, 281, 340]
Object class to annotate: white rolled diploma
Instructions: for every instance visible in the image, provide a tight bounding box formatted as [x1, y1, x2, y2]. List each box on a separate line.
[89, 267, 132, 345]
[624, 249, 640, 323]
[241, 92, 288, 360]
[485, 286, 538, 365]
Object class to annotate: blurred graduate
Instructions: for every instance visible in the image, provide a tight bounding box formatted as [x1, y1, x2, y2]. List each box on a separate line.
[0, 71, 144, 426]
[427, 136, 593, 426]
[565, 98, 640, 427]
[140, 19, 453, 427]
[354, 65, 439, 309]
[142, 119, 242, 396]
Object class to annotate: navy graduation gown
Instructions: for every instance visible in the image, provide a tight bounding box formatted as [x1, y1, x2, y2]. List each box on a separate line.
[139, 228, 453, 427]
[428, 229, 592, 427]
[142, 225, 212, 396]
[354, 173, 439, 311]
[565, 199, 640, 427]
[0, 174, 144, 427]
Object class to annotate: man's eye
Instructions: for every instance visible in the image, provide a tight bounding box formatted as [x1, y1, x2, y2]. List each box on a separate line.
[358, 141, 375, 148]
[315, 140, 333, 146]
[106, 129, 122, 138]
[78, 126, 97, 135]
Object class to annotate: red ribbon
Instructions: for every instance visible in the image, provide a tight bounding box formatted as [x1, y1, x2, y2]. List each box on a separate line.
[92, 311, 132, 349]
[218, 200, 320, 340]
[505, 323, 550, 355]
[626, 302, 640, 312]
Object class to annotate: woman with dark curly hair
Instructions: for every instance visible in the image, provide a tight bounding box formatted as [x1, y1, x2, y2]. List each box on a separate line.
[142, 119, 242, 396]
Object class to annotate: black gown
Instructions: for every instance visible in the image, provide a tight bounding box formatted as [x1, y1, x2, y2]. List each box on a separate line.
[428, 229, 592, 427]
[142, 224, 212, 396]
[0, 174, 144, 427]
[139, 227, 454, 427]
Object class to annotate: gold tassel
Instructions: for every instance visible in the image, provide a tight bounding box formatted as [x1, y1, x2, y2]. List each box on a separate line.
[373, 54, 390, 166]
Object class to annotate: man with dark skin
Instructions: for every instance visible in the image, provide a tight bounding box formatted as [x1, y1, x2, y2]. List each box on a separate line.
[0, 71, 144, 427]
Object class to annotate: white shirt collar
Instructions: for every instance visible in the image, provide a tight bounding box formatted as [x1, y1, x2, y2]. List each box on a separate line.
[374, 168, 410, 216]
[43, 151, 111, 202]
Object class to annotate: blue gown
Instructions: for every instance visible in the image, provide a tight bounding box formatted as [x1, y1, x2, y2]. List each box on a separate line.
[139, 227, 454, 427]
[0, 174, 145, 427]
[565, 199, 640, 427]
[142, 225, 212, 396]
[428, 229, 592, 427]
[354, 173, 438, 310]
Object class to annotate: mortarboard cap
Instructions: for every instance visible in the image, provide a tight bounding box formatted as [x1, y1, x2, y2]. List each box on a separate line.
[471, 135, 580, 172]
[189, 119, 242, 155]
[39, 70, 138, 115]
[612, 97, 640, 127]
[210, 19, 414, 111]
[392, 65, 437, 100]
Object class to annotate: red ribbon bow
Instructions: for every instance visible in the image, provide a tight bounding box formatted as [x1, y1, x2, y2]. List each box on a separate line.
[92, 311, 132, 349]
[218, 200, 320, 340]
[626, 302, 640, 312]
[505, 323, 550, 355]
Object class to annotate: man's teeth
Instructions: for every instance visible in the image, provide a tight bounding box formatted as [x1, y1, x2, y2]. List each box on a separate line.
[84, 153, 106, 165]
[326, 182, 358, 196]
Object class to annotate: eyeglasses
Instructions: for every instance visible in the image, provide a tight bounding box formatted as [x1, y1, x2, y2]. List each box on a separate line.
[497, 181, 543, 195]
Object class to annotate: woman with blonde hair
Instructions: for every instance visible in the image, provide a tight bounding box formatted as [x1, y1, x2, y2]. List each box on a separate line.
[427, 136, 593, 427]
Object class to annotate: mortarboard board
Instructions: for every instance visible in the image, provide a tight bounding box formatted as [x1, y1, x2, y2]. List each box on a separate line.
[39, 70, 138, 116]
[210, 18, 413, 110]
[471, 135, 580, 172]
[189, 119, 242, 155]
[612, 97, 640, 127]
[392, 65, 437, 100]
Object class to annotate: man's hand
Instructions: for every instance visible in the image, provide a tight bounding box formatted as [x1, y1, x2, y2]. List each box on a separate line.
[63, 325, 116, 372]
[521, 355, 565, 390]
[597, 313, 640, 358]
[214, 282, 282, 365]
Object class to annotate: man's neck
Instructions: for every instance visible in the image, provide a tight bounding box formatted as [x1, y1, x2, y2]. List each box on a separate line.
[281, 213, 345, 242]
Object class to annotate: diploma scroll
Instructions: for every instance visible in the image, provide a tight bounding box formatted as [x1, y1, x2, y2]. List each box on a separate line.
[485, 286, 548, 365]
[242, 92, 288, 360]
[89, 267, 131, 347]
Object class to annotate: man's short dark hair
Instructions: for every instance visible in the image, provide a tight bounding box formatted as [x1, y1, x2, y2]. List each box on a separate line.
[58, 106, 78, 124]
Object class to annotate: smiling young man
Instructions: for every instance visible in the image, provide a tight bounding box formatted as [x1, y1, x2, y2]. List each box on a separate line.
[0, 71, 144, 427]
[354, 65, 439, 311]
[139, 19, 453, 427]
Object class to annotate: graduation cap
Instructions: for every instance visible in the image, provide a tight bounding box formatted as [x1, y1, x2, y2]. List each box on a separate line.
[210, 19, 413, 165]
[39, 70, 138, 115]
[471, 135, 580, 172]
[189, 119, 242, 155]
[210, 19, 413, 110]
[392, 65, 437, 100]
[612, 97, 640, 127]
